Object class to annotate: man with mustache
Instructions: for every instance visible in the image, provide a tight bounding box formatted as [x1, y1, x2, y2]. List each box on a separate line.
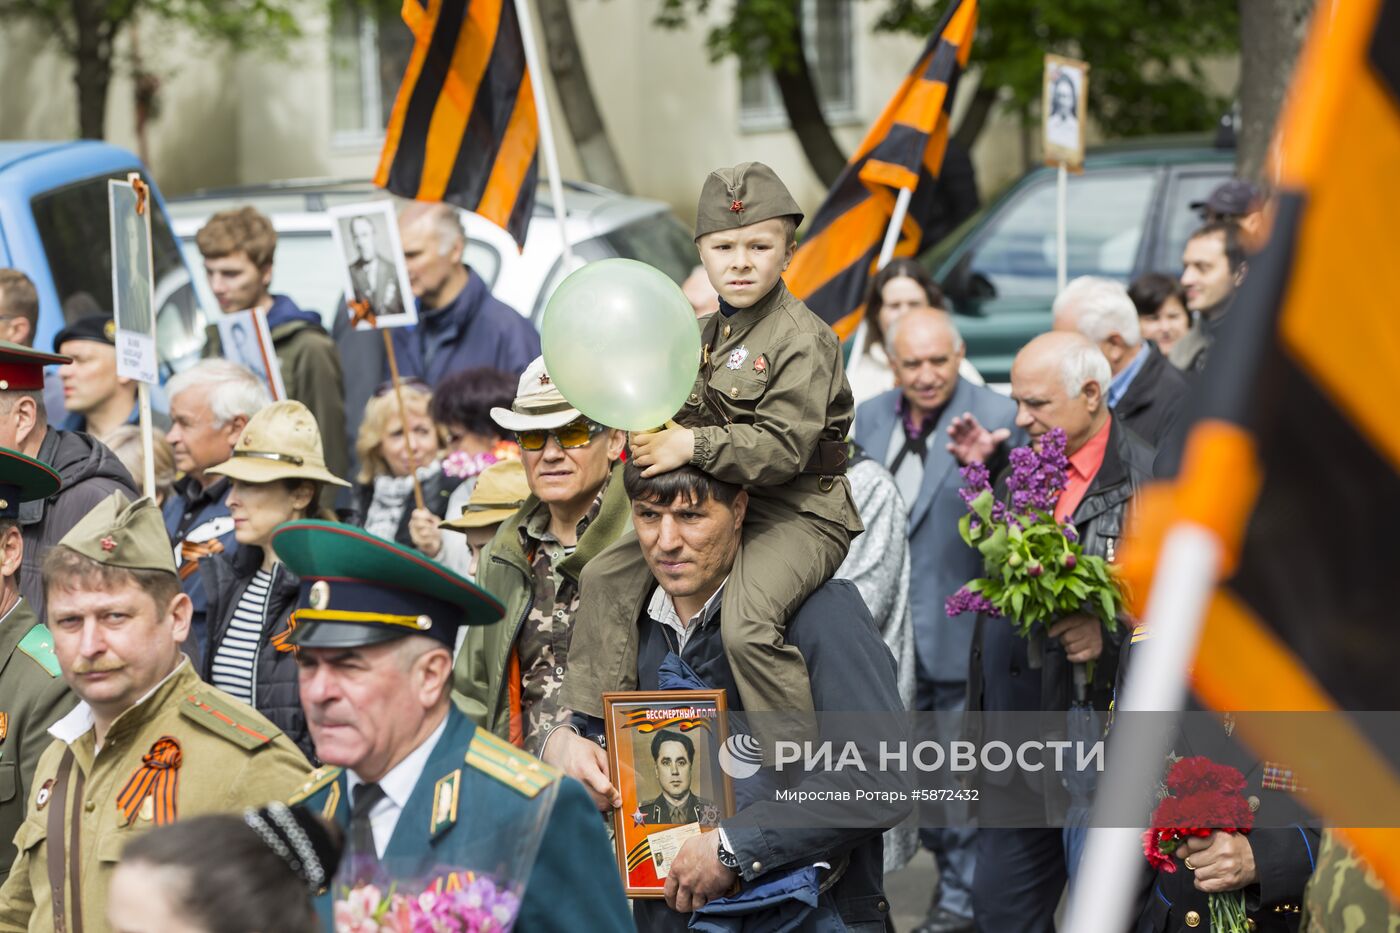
[0, 492, 308, 932]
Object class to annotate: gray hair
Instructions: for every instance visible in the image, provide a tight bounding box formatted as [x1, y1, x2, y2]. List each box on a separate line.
[1058, 338, 1113, 397]
[401, 203, 466, 257]
[1052, 276, 1142, 347]
[883, 308, 964, 356]
[166, 359, 271, 427]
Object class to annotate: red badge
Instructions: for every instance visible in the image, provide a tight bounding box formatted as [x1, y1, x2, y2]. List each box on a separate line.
[100, 536, 117, 552]
[36, 779, 53, 810]
[753, 355, 767, 375]
[730, 199, 744, 213]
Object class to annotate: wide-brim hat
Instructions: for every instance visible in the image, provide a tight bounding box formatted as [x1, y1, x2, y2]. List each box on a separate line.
[490, 356, 583, 432]
[207, 400, 350, 488]
[441, 460, 529, 532]
[272, 520, 504, 649]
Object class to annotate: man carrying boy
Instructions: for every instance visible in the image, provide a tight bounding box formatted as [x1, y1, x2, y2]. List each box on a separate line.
[560, 162, 862, 747]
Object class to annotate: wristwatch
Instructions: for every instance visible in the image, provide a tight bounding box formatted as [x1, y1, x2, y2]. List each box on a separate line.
[716, 836, 740, 872]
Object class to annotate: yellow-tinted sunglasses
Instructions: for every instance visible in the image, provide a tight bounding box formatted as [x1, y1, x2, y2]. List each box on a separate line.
[516, 419, 605, 451]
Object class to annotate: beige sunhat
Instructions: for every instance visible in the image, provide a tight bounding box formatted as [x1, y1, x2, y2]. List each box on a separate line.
[441, 459, 529, 533]
[490, 356, 583, 432]
[206, 400, 350, 487]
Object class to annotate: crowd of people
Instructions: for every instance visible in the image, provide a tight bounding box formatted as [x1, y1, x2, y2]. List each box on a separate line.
[0, 159, 1377, 933]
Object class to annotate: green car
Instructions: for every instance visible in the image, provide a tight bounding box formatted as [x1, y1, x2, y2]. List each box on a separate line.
[923, 140, 1235, 383]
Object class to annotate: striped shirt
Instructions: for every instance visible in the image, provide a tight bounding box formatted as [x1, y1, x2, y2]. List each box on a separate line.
[210, 567, 273, 705]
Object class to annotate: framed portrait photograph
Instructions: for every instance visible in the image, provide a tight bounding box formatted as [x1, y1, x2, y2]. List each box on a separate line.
[603, 690, 736, 898]
[108, 179, 158, 384]
[217, 308, 286, 400]
[327, 200, 418, 330]
[1042, 54, 1089, 169]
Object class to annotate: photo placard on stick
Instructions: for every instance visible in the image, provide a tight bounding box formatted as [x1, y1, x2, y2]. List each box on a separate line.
[108, 179, 158, 384]
[603, 690, 736, 898]
[327, 201, 417, 330]
[1042, 54, 1089, 170]
[217, 308, 286, 400]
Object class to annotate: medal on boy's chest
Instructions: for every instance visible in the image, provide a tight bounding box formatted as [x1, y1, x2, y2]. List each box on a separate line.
[726, 346, 749, 370]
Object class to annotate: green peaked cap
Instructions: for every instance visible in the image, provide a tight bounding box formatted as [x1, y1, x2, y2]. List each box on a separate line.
[271, 520, 504, 649]
[0, 447, 61, 519]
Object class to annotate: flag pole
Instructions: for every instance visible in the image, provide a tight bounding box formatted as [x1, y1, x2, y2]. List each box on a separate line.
[850, 186, 915, 364]
[512, 0, 574, 270]
[1061, 524, 1223, 933]
[137, 382, 156, 499]
[381, 328, 427, 513]
[1056, 162, 1068, 292]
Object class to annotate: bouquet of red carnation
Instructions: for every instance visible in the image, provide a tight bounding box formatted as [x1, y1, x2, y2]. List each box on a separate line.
[1143, 757, 1254, 931]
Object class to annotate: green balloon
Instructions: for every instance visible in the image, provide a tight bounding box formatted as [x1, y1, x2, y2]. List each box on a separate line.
[540, 258, 702, 432]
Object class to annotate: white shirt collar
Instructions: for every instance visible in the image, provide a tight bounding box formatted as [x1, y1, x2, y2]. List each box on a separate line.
[346, 712, 450, 810]
[646, 579, 727, 654]
[49, 657, 190, 747]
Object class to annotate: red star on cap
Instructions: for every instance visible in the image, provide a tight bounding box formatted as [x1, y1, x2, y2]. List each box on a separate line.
[539, 373, 551, 385]
[100, 536, 117, 552]
[730, 199, 744, 213]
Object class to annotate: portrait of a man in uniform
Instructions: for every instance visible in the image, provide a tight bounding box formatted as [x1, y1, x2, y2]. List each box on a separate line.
[637, 730, 716, 826]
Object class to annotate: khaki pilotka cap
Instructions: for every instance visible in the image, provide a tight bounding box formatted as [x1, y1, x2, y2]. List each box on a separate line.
[693, 161, 804, 241]
[57, 491, 177, 575]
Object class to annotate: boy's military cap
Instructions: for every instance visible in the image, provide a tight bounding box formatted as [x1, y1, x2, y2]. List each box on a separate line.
[694, 161, 804, 240]
[0, 340, 69, 392]
[57, 491, 177, 574]
[0, 447, 60, 520]
[271, 520, 504, 649]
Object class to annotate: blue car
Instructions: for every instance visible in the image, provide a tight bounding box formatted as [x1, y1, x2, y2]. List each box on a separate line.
[0, 140, 205, 372]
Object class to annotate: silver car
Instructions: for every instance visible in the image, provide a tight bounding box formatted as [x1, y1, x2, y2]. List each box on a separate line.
[168, 178, 698, 332]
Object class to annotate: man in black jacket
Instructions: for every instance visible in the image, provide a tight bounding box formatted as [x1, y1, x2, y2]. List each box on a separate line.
[543, 462, 908, 931]
[1053, 276, 1188, 449]
[950, 331, 1155, 932]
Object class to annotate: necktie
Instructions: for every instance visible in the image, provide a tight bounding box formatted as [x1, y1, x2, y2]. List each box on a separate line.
[350, 782, 387, 863]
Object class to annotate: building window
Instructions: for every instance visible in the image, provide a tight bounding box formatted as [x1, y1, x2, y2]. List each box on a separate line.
[740, 0, 856, 130]
[331, 6, 415, 142]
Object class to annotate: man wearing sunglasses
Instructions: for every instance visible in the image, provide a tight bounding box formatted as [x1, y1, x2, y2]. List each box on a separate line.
[452, 357, 630, 751]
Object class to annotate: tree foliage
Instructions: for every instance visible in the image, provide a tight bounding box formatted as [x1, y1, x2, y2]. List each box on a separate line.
[877, 0, 1240, 139]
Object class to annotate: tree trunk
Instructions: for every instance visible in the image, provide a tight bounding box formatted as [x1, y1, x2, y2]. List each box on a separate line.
[771, 22, 847, 189]
[534, 0, 632, 193]
[1237, 0, 1314, 181]
[952, 84, 999, 152]
[71, 0, 114, 138]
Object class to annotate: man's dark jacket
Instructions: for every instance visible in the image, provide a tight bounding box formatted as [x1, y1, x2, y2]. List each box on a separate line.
[572, 578, 908, 932]
[163, 476, 237, 660]
[389, 268, 539, 387]
[19, 428, 137, 621]
[201, 545, 311, 759]
[1115, 343, 1189, 450]
[351, 468, 464, 551]
[967, 417, 1154, 735]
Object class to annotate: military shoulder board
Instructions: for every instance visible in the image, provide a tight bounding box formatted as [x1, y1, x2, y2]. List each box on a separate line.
[465, 730, 557, 798]
[289, 765, 344, 813]
[179, 692, 276, 749]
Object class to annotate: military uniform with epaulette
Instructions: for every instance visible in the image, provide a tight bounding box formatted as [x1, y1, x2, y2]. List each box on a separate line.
[0, 492, 310, 933]
[564, 162, 863, 748]
[0, 449, 77, 883]
[272, 519, 633, 933]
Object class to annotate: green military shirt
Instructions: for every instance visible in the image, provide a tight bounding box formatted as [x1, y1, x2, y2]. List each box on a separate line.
[0, 600, 74, 882]
[1301, 830, 1400, 931]
[676, 280, 862, 535]
[0, 659, 309, 932]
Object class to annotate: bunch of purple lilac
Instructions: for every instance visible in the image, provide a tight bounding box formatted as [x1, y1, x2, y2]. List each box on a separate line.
[1006, 428, 1070, 515]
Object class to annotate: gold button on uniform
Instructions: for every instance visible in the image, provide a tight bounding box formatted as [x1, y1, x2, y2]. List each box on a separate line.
[1246, 919, 1257, 931]
[84, 800, 96, 813]
[1248, 795, 1260, 812]
[730, 387, 739, 398]
[723, 325, 732, 338]
[751, 861, 762, 873]
[1184, 910, 1201, 927]
[689, 393, 699, 403]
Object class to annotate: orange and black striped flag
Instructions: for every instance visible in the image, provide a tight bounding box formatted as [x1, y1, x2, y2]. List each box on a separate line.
[785, 0, 977, 339]
[1119, 0, 1400, 897]
[374, 0, 538, 248]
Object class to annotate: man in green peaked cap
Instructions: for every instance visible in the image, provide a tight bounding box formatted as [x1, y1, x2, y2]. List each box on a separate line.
[0, 449, 74, 884]
[273, 520, 631, 932]
[0, 491, 308, 933]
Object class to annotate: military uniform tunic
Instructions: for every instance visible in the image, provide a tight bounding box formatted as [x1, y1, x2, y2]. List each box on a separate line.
[0, 660, 309, 932]
[0, 600, 74, 882]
